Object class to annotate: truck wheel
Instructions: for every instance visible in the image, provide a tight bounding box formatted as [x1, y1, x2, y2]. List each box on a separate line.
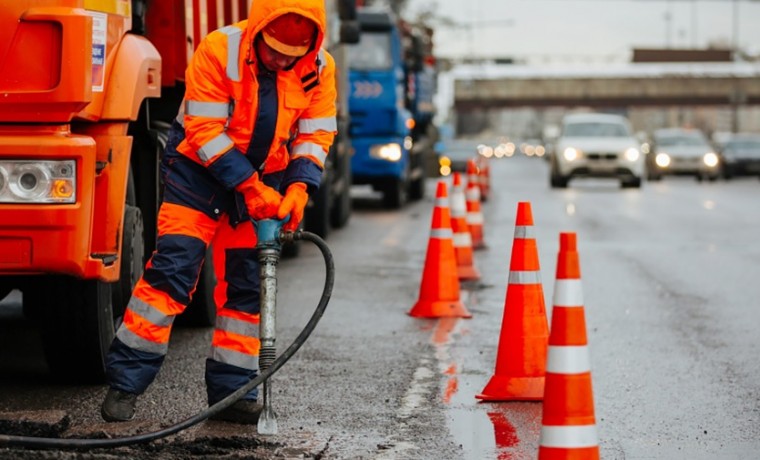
[177, 247, 217, 327]
[305, 176, 331, 239]
[330, 183, 351, 229]
[25, 277, 117, 383]
[409, 176, 425, 201]
[383, 178, 408, 209]
[112, 205, 144, 313]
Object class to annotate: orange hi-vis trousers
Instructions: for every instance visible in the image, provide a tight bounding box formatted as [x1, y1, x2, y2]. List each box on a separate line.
[106, 199, 264, 404]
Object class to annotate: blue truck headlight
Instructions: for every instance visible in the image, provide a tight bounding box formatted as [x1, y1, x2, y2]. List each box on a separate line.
[0, 160, 76, 203]
[370, 143, 402, 162]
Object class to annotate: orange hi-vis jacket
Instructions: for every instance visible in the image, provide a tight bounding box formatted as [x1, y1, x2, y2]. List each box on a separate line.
[176, 0, 338, 191]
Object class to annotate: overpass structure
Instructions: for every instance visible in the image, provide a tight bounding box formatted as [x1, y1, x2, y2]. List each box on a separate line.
[452, 62, 760, 111]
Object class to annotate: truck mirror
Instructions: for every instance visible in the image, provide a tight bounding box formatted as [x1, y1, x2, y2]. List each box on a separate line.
[339, 21, 361, 44]
[337, 0, 357, 21]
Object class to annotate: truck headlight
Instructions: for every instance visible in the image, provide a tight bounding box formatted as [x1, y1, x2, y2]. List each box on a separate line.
[369, 143, 402, 162]
[563, 147, 580, 162]
[655, 153, 671, 168]
[703, 152, 719, 168]
[0, 160, 76, 203]
[624, 148, 640, 162]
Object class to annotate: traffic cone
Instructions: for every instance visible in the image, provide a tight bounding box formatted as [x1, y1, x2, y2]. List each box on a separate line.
[408, 180, 472, 318]
[465, 159, 487, 250]
[476, 201, 548, 401]
[450, 172, 480, 281]
[538, 232, 599, 459]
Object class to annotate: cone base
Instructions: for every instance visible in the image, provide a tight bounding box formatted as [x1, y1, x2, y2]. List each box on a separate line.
[457, 265, 481, 281]
[473, 241, 487, 250]
[408, 299, 472, 318]
[538, 446, 600, 460]
[476, 375, 545, 401]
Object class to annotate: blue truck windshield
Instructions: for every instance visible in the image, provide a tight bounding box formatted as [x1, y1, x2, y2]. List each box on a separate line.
[348, 32, 393, 71]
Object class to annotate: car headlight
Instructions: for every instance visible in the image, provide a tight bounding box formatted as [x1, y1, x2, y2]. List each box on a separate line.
[655, 153, 671, 168]
[0, 160, 76, 203]
[624, 148, 640, 162]
[563, 147, 580, 161]
[369, 143, 402, 162]
[703, 152, 719, 168]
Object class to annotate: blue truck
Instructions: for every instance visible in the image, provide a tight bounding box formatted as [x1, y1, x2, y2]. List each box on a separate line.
[347, 7, 438, 208]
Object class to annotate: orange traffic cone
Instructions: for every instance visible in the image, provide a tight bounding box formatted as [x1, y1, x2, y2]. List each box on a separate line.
[408, 180, 472, 318]
[539, 232, 599, 459]
[465, 159, 487, 250]
[476, 201, 549, 401]
[450, 172, 480, 281]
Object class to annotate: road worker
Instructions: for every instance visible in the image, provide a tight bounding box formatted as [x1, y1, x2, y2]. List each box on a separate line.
[101, 0, 337, 424]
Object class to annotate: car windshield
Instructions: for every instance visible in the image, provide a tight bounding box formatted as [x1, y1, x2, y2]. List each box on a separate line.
[443, 142, 480, 158]
[348, 32, 392, 71]
[656, 134, 708, 147]
[563, 122, 630, 137]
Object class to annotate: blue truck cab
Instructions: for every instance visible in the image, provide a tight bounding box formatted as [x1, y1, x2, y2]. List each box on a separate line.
[347, 8, 428, 208]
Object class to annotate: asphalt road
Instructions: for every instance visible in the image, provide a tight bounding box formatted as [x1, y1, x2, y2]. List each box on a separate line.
[1, 154, 759, 459]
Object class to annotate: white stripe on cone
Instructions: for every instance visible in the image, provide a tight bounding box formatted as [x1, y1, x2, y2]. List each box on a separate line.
[466, 212, 484, 225]
[546, 345, 591, 374]
[539, 424, 598, 448]
[552, 279, 584, 307]
[453, 232, 472, 247]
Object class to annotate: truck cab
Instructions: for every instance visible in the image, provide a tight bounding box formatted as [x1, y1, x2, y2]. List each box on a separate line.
[347, 8, 427, 208]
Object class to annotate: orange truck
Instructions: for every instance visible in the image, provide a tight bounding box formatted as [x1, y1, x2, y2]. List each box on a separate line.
[0, 0, 358, 382]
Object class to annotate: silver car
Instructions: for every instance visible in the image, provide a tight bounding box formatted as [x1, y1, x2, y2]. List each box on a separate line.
[550, 113, 644, 188]
[648, 128, 720, 181]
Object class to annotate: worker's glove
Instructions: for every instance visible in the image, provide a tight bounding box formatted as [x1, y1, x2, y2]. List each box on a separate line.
[277, 182, 309, 232]
[235, 172, 283, 221]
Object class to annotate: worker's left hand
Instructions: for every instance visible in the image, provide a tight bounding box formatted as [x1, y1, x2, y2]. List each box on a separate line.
[277, 182, 309, 232]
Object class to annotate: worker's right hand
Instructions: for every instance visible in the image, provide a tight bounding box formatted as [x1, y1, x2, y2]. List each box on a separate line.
[235, 172, 283, 221]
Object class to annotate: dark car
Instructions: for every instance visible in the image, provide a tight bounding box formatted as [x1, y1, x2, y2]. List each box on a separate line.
[719, 134, 760, 179]
[438, 141, 491, 201]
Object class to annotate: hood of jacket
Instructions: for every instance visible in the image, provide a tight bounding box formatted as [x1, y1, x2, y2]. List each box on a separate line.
[247, 0, 327, 65]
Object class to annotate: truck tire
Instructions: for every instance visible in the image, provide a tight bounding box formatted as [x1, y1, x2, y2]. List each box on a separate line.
[305, 175, 331, 239]
[25, 277, 118, 383]
[409, 175, 425, 201]
[177, 247, 217, 327]
[112, 205, 144, 313]
[330, 181, 352, 229]
[383, 177, 408, 209]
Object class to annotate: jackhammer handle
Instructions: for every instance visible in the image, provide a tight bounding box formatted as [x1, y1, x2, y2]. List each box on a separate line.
[253, 217, 289, 247]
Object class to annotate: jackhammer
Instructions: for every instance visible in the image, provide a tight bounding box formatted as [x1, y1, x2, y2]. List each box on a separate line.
[0, 219, 334, 449]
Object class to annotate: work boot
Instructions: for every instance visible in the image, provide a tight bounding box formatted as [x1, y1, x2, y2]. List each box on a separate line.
[101, 388, 137, 422]
[209, 400, 263, 425]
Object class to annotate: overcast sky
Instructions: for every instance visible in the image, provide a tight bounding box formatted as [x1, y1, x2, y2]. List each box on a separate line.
[401, 0, 760, 63]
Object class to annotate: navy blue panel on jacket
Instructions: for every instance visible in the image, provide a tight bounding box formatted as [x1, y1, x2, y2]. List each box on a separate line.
[246, 68, 279, 170]
[282, 157, 323, 194]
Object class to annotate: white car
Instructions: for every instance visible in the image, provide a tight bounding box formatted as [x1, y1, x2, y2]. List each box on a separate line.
[550, 113, 644, 188]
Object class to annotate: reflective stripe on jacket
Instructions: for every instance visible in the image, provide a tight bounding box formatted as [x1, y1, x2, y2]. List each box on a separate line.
[177, 0, 337, 191]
